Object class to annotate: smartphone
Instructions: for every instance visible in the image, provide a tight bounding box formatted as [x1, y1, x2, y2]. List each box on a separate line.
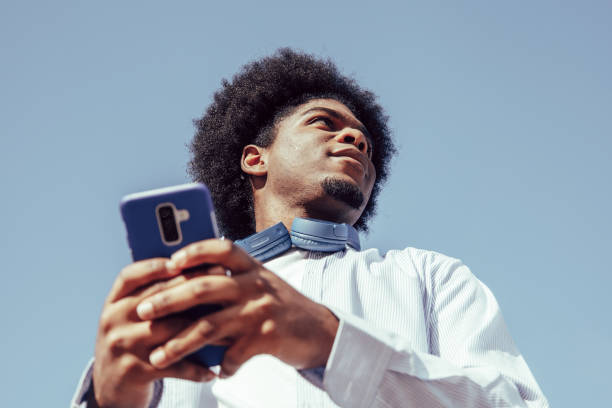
[120, 183, 227, 367]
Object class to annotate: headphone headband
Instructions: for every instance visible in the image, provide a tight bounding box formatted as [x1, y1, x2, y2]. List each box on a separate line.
[235, 218, 360, 261]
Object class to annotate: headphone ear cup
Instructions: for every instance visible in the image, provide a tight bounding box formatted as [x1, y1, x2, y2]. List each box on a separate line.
[259, 238, 292, 260]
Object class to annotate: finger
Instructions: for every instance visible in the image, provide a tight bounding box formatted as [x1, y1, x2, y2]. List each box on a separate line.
[135, 275, 242, 320]
[130, 265, 227, 302]
[220, 335, 262, 378]
[108, 258, 179, 303]
[167, 239, 259, 275]
[148, 305, 246, 369]
[148, 358, 217, 382]
[105, 316, 194, 355]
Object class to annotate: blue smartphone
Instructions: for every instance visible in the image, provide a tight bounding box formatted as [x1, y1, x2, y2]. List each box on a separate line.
[120, 183, 227, 367]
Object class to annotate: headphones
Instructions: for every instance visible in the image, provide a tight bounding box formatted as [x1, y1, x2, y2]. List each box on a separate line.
[235, 217, 361, 262]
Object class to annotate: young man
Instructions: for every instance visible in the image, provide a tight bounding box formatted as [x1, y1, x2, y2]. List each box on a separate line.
[72, 49, 548, 407]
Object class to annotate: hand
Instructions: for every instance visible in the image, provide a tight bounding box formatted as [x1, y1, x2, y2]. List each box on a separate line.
[92, 259, 221, 408]
[135, 239, 339, 377]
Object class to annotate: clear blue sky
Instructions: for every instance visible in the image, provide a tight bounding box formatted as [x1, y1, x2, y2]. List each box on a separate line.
[1, 1, 610, 406]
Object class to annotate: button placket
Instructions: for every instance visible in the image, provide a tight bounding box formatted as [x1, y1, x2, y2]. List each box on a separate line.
[297, 252, 333, 407]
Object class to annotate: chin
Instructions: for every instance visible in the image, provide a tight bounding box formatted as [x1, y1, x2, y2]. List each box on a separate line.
[321, 177, 365, 211]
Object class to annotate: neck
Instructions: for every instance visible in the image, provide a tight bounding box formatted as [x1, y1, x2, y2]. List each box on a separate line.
[253, 193, 357, 233]
[253, 193, 308, 232]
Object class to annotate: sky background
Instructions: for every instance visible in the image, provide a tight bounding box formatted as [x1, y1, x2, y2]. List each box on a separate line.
[1, 1, 610, 406]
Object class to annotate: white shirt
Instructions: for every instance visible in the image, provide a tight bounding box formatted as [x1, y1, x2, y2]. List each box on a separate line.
[72, 246, 549, 407]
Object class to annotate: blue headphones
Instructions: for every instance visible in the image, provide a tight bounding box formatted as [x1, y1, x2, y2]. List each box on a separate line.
[235, 217, 360, 262]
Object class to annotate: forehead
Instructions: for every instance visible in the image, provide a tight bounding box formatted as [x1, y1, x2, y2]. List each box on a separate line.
[281, 98, 371, 141]
[290, 98, 361, 122]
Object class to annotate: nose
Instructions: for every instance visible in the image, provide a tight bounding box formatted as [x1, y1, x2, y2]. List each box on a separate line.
[336, 127, 369, 155]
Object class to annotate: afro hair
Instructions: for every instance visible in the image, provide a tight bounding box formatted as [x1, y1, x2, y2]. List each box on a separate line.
[189, 48, 395, 240]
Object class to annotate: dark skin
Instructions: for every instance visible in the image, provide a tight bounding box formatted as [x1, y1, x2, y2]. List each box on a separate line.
[92, 99, 376, 407]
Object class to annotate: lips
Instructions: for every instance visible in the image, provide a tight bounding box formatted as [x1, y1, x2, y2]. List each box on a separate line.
[329, 148, 369, 175]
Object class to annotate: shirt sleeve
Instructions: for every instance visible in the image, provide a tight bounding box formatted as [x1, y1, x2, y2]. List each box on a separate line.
[70, 359, 164, 408]
[307, 258, 549, 408]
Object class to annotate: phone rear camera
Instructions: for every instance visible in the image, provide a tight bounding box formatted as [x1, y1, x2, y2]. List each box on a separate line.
[158, 205, 180, 242]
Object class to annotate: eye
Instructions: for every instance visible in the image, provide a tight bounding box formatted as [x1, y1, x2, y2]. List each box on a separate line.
[309, 116, 334, 128]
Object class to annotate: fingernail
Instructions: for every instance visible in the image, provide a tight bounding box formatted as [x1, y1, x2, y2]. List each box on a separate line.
[165, 260, 180, 274]
[137, 302, 154, 319]
[207, 266, 225, 276]
[172, 250, 186, 265]
[150, 349, 166, 367]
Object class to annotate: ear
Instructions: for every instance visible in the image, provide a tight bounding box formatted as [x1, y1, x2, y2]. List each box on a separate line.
[241, 144, 268, 177]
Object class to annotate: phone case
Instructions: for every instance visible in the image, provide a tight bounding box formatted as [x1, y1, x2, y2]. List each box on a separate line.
[120, 183, 227, 367]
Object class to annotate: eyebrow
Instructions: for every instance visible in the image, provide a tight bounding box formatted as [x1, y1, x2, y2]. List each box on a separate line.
[301, 107, 373, 142]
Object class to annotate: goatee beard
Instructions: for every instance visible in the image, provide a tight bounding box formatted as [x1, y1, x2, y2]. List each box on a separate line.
[322, 177, 364, 209]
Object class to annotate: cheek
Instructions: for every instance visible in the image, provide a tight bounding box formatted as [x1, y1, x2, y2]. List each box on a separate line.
[268, 145, 313, 177]
[366, 164, 377, 191]
[276, 142, 322, 168]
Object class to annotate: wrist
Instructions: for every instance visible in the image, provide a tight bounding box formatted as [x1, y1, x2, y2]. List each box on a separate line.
[306, 305, 339, 369]
[92, 375, 154, 408]
[86, 387, 100, 408]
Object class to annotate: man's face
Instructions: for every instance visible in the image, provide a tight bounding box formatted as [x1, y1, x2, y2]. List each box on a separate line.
[263, 98, 376, 225]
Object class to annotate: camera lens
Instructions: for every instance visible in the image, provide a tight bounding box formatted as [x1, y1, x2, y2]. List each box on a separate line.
[158, 205, 179, 242]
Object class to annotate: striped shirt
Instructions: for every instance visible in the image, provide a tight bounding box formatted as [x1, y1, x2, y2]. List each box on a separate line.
[72, 246, 548, 407]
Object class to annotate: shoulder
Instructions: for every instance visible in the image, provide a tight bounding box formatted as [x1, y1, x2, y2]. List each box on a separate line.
[342, 246, 482, 297]
[350, 246, 464, 276]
